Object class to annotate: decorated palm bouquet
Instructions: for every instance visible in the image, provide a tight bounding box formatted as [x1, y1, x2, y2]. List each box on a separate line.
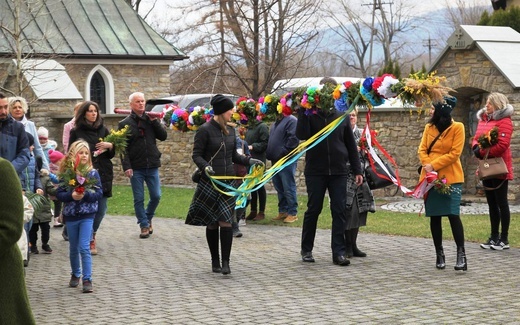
[93, 125, 131, 157]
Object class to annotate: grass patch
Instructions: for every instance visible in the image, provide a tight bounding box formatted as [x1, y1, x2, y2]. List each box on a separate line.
[108, 185, 518, 247]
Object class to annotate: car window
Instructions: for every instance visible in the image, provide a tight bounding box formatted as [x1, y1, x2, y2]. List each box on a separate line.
[185, 97, 212, 108]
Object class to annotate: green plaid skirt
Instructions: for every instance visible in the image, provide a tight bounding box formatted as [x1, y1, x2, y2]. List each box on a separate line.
[186, 178, 239, 226]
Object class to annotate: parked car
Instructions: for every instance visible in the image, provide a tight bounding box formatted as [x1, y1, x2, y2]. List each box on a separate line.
[148, 93, 240, 112]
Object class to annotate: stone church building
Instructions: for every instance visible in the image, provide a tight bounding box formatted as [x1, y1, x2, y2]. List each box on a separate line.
[1, 1, 519, 201]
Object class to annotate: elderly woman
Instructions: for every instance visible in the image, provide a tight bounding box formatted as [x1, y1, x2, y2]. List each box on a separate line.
[9, 96, 49, 170]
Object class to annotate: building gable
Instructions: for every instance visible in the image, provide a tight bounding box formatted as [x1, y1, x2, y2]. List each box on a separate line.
[0, 0, 188, 60]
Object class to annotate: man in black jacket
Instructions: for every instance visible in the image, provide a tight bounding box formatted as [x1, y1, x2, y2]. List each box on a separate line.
[118, 92, 168, 239]
[296, 78, 363, 266]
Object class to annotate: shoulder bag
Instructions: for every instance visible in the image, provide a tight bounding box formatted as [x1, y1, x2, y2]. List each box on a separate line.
[478, 148, 508, 181]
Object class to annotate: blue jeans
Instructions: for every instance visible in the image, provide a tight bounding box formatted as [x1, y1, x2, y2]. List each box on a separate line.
[301, 175, 348, 257]
[130, 168, 161, 228]
[24, 218, 33, 254]
[92, 196, 108, 235]
[272, 162, 298, 216]
[67, 218, 94, 281]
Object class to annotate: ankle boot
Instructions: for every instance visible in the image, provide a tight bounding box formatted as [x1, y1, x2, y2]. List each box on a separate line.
[454, 246, 467, 271]
[220, 227, 233, 275]
[246, 211, 257, 221]
[206, 228, 221, 273]
[435, 247, 445, 269]
[344, 230, 354, 258]
[351, 228, 366, 257]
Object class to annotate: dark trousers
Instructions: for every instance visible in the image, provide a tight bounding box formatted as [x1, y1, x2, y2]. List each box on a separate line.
[301, 175, 348, 257]
[483, 179, 510, 240]
[29, 222, 51, 246]
[250, 186, 266, 212]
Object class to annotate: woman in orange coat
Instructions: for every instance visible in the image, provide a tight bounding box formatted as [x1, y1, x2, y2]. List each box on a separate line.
[471, 92, 514, 251]
[418, 96, 466, 271]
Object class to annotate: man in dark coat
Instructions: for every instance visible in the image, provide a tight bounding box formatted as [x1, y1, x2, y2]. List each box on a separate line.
[118, 92, 167, 239]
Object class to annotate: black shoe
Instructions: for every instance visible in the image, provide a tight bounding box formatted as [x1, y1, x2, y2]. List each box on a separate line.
[301, 251, 315, 263]
[221, 261, 231, 275]
[332, 255, 350, 266]
[352, 247, 367, 258]
[436, 248, 446, 270]
[233, 228, 243, 238]
[454, 247, 467, 271]
[212, 260, 222, 273]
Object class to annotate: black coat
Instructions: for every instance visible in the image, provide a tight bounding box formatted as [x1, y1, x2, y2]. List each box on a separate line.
[118, 112, 167, 171]
[69, 124, 115, 197]
[296, 109, 362, 176]
[192, 119, 250, 180]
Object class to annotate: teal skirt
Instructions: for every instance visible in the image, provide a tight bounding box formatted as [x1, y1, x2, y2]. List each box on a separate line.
[424, 183, 462, 217]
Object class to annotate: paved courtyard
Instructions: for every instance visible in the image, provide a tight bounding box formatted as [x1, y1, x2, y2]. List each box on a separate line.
[26, 207, 519, 324]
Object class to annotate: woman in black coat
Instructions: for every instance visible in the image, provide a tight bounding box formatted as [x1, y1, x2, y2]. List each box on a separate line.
[69, 101, 115, 255]
[186, 95, 262, 275]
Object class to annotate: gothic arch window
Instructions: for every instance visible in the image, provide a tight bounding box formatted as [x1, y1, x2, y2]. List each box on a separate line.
[90, 72, 106, 113]
[86, 65, 115, 114]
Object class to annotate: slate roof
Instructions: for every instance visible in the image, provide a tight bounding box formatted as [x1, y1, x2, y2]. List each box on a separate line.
[432, 25, 520, 89]
[0, 0, 188, 60]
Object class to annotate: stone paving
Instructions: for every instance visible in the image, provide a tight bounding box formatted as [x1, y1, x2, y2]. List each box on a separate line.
[26, 208, 520, 324]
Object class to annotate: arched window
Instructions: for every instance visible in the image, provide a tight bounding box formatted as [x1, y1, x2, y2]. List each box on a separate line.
[90, 71, 106, 113]
[86, 65, 115, 114]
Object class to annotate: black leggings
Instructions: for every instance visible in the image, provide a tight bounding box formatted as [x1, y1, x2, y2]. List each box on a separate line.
[483, 179, 510, 240]
[430, 215, 465, 249]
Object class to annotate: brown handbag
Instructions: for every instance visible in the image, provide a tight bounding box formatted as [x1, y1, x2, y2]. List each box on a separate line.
[478, 149, 508, 180]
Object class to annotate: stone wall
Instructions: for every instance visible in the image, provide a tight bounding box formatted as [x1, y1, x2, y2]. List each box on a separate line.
[435, 48, 519, 201]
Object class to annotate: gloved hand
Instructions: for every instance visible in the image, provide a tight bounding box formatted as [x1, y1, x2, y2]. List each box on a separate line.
[472, 144, 483, 159]
[249, 158, 264, 168]
[205, 165, 215, 176]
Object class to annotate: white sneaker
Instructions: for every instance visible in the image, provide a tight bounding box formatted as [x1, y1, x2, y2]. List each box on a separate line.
[238, 219, 246, 226]
[490, 240, 510, 250]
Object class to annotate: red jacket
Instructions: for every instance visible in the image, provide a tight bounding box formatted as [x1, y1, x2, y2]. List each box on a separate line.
[471, 106, 514, 180]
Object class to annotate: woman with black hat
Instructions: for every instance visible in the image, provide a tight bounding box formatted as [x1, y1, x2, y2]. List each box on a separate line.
[186, 94, 263, 275]
[418, 96, 467, 271]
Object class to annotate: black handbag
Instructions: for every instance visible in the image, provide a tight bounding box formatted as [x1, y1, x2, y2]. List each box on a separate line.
[364, 160, 396, 190]
[191, 168, 202, 183]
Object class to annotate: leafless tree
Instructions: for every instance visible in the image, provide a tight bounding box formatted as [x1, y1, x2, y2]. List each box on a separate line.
[156, 0, 323, 98]
[324, 0, 421, 76]
[436, 0, 490, 39]
[0, 0, 63, 97]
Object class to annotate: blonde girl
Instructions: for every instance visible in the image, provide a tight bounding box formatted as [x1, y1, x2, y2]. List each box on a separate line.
[56, 140, 103, 293]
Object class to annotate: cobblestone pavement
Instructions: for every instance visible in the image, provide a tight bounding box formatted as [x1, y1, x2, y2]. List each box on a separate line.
[27, 212, 520, 324]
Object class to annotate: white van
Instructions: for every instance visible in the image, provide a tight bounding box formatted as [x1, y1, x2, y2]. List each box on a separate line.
[271, 77, 362, 96]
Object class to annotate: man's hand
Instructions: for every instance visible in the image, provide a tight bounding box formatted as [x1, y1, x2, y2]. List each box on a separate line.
[355, 175, 364, 186]
[249, 158, 264, 168]
[125, 169, 134, 178]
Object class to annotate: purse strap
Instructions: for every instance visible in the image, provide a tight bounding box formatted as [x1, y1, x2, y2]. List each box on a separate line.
[427, 130, 444, 154]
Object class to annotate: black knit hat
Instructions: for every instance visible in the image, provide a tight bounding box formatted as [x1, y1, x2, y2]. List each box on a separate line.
[433, 96, 457, 117]
[211, 94, 234, 115]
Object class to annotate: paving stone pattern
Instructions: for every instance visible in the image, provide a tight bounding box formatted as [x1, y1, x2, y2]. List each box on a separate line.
[27, 214, 520, 324]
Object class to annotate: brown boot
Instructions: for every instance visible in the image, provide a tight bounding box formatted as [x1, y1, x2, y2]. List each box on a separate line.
[253, 211, 265, 221]
[245, 211, 257, 221]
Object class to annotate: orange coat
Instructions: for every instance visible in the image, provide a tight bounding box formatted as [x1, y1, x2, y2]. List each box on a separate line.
[418, 121, 465, 185]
